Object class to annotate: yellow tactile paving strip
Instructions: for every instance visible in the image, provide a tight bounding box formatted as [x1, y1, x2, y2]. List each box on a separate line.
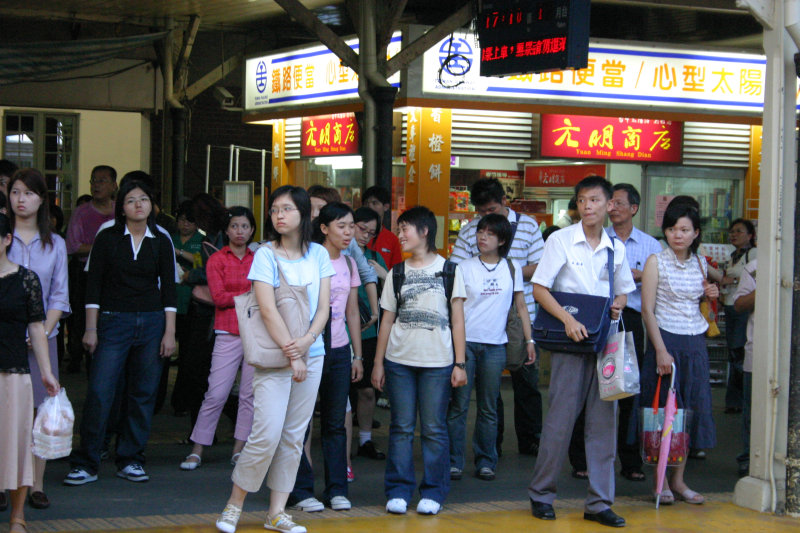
[5, 493, 799, 532]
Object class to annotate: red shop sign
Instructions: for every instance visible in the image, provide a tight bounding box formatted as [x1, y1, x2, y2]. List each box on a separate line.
[524, 164, 606, 188]
[301, 114, 359, 157]
[540, 114, 683, 163]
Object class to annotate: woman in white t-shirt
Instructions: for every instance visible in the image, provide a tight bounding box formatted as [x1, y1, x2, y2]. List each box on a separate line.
[446, 214, 534, 482]
[288, 202, 362, 512]
[215, 186, 334, 533]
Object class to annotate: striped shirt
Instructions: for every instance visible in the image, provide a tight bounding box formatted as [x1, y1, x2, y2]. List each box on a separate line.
[449, 208, 544, 319]
[606, 225, 663, 313]
[654, 247, 708, 336]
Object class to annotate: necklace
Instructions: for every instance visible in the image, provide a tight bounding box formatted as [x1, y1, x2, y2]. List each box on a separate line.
[279, 241, 300, 260]
[479, 257, 500, 272]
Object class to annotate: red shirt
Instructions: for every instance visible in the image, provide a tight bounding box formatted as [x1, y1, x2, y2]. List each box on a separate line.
[206, 245, 254, 335]
[369, 227, 403, 269]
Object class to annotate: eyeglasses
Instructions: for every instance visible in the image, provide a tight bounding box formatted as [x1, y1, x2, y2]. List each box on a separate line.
[0, 177, 9, 186]
[269, 205, 297, 216]
[610, 200, 631, 208]
[90, 178, 114, 185]
[124, 196, 150, 206]
[356, 223, 377, 239]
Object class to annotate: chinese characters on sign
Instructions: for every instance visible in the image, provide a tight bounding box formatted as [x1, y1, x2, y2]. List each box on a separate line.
[423, 33, 769, 114]
[524, 164, 607, 188]
[540, 115, 683, 163]
[245, 33, 401, 111]
[300, 114, 359, 157]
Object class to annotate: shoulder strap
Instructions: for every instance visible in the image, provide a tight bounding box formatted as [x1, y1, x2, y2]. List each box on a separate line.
[442, 259, 457, 304]
[510, 211, 520, 244]
[393, 261, 406, 309]
[506, 258, 516, 310]
[344, 254, 354, 277]
[607, 239, 614, 301]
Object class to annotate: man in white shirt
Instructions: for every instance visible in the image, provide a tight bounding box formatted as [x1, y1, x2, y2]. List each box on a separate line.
[528, 176, 635, 528]
[450, 178, 545, 457]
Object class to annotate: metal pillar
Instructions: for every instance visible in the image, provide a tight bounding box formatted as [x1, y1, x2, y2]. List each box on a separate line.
[369, 84, 398, 194]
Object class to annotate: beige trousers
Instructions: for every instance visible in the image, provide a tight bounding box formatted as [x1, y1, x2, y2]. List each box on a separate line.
[231, 356, 322, 493]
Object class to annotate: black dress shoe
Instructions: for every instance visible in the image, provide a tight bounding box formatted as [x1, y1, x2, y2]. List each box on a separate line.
[356, 440, 386, 460]
[28, 490, 50, 509]
[530, 499, 556, 520]
[0, 490, 8, 511]
[519, 441, 540, 456]
[584, 508, 626, 527]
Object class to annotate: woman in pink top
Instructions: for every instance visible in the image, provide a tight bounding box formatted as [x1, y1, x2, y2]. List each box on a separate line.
[180, 207, 256, 471]
[288, 202, 363, 512]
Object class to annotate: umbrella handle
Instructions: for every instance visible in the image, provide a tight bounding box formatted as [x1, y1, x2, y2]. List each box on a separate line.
[669, 362, 676, 389]
[651, 363, 677, 413]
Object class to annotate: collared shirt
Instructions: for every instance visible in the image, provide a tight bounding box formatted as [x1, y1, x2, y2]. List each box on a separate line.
[450, 207, 544, 318]
[606, 225, 663, 312]
[206, 245, 254, 336]
[533, 222, 636, 298]
[733, 259, 757, 372]
[8, 231, 71, 338]
[368, 227, 403, 269]
[85, 219, 181, 283]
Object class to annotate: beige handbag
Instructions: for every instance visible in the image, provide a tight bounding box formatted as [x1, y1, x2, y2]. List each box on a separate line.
[235, 250, 310, 369]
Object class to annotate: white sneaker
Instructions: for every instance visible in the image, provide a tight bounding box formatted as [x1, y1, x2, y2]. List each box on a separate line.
[265, 511, 307, 533]
[386, 498, 407, 514]
[63, 468, 98, 486]
[329, 495, 351, 511]
[416, 498, 441, 515]
[216, 503, 241, 533]
[289, 497, 324, 513]
[116, 463, 149, 482]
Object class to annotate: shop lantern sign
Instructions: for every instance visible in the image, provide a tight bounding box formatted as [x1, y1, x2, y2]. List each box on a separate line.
[300, 114, 359, 157]
[540, 114, 683, 163]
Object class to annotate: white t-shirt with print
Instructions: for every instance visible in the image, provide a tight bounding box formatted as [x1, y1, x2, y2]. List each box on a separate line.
[248, 242, 335, 358]
[460, 256, 524, 345]
[380, 255, 467, 368]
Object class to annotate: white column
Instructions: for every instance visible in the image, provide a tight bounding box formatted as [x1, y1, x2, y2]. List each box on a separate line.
[735, 0, 797, 512]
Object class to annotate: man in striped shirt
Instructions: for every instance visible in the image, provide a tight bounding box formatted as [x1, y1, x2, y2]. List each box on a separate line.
[450, 178, 545, 457]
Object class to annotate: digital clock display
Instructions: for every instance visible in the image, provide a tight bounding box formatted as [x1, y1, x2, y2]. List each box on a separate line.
[480, 2, 560, 29]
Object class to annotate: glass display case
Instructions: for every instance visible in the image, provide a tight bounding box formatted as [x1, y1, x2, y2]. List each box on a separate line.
[642, 165, 745, 243]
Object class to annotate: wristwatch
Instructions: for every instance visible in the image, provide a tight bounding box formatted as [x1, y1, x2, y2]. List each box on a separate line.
[454, 362, 466, 370]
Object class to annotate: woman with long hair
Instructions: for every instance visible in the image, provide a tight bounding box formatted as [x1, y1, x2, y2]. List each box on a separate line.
[180, 206, 257, 470]
[215, 186, 333, 533]
[6, 169, 70, 509]
[0, 212, 60, 533]
[641, 202, 718, 505]
[64, 179, 176, 486]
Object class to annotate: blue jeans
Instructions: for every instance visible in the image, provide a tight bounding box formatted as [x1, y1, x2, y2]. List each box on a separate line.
[384, 359, 452, 504]
[291, 345, 351, 503]
[71, 311, 165, 474]
[447, 342, 506, 471]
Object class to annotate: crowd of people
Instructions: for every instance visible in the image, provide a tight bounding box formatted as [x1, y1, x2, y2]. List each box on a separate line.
[0, 160, 758, 533]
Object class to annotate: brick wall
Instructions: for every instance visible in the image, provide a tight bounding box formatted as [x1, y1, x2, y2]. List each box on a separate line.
[151, 86, 272, 206]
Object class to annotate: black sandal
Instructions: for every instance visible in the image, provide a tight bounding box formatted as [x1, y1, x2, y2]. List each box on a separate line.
[621, 469, 646, 481]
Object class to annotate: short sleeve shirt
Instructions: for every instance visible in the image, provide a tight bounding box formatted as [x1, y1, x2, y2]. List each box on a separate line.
[733, 260, 757, 372]
[248, 243, 335, 358]
[330, 255, 361, 349]
[533, 222, 636, 298]
[380, 255, 467, 367]
[0, 267, 46, 374]
[460, 256, 524, 344]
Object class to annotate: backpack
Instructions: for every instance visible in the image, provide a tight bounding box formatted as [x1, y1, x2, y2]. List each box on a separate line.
[392, 259, 458, 328]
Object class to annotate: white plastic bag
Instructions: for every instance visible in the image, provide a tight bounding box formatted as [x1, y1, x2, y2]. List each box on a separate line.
[32, 388, 74, 460]
[598, 327, 640, 401]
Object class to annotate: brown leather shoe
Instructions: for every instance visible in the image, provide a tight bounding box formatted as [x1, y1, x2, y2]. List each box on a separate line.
[28, 490, 50, 509]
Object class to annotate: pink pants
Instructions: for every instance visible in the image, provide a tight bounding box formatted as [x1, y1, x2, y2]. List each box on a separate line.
[190, 334, 255, 446]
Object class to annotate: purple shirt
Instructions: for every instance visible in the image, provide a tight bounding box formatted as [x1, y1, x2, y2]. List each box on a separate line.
[65, 202, 115, 261]
[8, 231, 71, 338]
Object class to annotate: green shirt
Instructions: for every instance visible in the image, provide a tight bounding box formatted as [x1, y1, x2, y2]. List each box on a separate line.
[172, 231, 204, 314]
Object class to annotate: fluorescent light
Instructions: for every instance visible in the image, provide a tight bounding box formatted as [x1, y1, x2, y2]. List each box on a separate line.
[315, 156, 363, 170]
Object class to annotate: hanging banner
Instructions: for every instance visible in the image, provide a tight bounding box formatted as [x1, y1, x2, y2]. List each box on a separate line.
[540, 114, 683, 162]
[300, 114, 359, 157]
[524, 164, 606, 187]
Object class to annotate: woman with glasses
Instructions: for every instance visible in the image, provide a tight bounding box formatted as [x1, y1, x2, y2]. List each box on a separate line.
[64, 179, 176, 486]
[216, 186, 333, 533]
